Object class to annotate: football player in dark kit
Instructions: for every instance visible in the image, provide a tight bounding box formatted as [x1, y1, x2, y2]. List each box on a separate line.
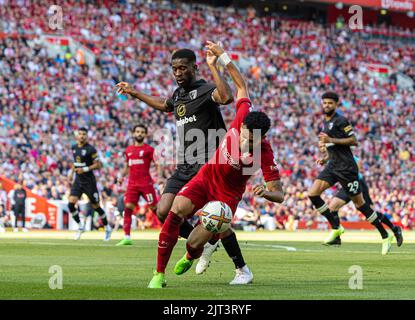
[309, 92, 403, 255]
[68, 127, 112, 241]
[116, 46, 253, 284]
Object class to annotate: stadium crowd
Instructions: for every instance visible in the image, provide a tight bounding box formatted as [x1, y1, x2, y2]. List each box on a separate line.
[0, 0, 414, 231]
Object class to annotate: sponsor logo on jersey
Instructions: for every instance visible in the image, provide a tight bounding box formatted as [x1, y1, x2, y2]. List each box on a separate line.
[74, 162, 86, 167]
[329, 122, 333, 130]
[177, 115, 197, 127]
[177, 104, 186, 117]
[76, 156, 81, 163]
[189, 90, 197, 100]
[129, 159, 144, 166]
[344, 125, 353, 132]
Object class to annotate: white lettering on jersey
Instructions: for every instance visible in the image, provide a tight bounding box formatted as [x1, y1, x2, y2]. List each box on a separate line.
[177, 115, 197, 127]
[129, 159, 144, 166]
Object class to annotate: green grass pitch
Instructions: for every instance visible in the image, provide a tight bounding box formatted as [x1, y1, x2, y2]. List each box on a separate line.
[1, 231, 414, 300]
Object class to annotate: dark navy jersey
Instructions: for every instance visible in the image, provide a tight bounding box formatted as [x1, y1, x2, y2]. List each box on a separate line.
[166, 79, 227, 164]
[71, 143, 99, 183]
[322, 112, 358, 172]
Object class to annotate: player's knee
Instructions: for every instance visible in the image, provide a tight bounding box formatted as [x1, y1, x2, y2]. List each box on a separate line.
[171, 197, 193, 218]
[156, 203, 169, 222]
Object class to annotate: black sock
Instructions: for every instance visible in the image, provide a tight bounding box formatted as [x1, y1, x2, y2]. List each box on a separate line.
[179, 219, 194, 239]
[309, 196, 339, 229]
[331, 211, 340, 229]
[221, 232, 246, 269]
[358, 204, 388, 239]
[377, 212, 396, 231]
[95, 207, 108, 226]
[68, 203, 80, 224]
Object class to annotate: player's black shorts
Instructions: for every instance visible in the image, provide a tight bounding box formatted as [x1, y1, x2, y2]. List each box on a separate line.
[317, 165, 361, 197]
[335, 177, 372, 205]
[163, 163, 204, 195]
[70, 179, 100, 204]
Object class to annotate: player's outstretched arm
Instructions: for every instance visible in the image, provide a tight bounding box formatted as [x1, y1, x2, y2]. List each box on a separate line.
[205, 43, 234, 105]
[253, 180, 284, 203]
[319, 132, 358, 146]
[205, 41, 248, 100]
[115, 82, 170, 112]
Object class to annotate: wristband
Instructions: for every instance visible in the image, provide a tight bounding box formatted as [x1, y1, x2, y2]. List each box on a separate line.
[218, 53, 231, 67]
[82, 167, 90, 173]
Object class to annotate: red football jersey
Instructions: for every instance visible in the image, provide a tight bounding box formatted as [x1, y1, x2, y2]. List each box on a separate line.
[125, 144, 155, 186]
[204, 98, 280, 200]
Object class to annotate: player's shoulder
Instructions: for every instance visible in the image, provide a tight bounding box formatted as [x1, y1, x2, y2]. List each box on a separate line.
[71, 143, 77, 150]
[334, 112, 350, 124]
[144, 143, 154, 151]
[86, 143, 97, 151]
[261, 138, 273, 152]
[191, 79, 216, 95]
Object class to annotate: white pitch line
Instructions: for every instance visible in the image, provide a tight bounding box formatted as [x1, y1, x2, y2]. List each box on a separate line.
[242, 243, 298, 252]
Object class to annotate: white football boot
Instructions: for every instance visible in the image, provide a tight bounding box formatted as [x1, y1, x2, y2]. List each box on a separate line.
[195, 241, 220, 275]
[229, 265, 253, 285]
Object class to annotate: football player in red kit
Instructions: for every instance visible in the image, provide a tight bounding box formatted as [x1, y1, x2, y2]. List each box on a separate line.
[148, 42, 285, 288]
[116, 124, 160, 246]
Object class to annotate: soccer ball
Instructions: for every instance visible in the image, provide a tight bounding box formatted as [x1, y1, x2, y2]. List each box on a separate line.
[198, 201, 233, 233]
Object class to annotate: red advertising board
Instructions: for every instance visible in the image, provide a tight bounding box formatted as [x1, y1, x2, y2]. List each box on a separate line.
[0, 176, 58, 229]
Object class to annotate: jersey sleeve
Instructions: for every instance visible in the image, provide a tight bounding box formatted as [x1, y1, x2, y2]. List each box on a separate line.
[229, 98, 253, 131]
[261, 141, 281, 182]
[339, 117, 355, 137]
[90, 146, 99, 161]
[124, 147, 129, 162]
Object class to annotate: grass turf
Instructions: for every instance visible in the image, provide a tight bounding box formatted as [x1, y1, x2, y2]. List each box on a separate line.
[0, 235, 414, 300]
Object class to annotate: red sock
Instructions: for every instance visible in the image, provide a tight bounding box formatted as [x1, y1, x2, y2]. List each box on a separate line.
[186, 242, 204, 260]
[123, 208, 133, 236]
[157, 212, 183, 273]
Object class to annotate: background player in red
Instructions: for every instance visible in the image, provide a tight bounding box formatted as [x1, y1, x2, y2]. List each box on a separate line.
[148, 42, 285, 288]
[116, 124, 160, 246]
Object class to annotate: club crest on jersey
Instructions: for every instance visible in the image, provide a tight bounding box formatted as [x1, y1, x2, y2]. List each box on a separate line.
[82, 149, 87, 156]
[189, 90, 197, 100]
[328, 122, 333, 130]
[177, 104, 186, 117]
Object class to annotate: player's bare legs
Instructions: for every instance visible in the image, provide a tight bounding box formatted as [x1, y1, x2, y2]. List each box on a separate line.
[148, 195, 195, 288]
[308, 179, 344, 245]
[157, 192, 195, 240]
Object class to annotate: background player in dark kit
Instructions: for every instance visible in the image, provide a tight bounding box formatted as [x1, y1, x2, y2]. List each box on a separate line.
[309, 92, 401, 255]
[13, 183, 27, 232]
[68, 127, 112, 241]
[116, 48, 251, 281]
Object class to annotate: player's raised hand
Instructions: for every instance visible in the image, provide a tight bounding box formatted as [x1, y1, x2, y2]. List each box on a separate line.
[253, 185, 267, 197]
[116, 82, 132, 95]
[206, 49, 218, 66]
[205, 41, 225, 57]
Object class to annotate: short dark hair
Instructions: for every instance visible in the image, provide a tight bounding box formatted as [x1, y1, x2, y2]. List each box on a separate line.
[78, 127, 88, 133]
[243, 111, 271, 136]
[321, 91, 339, 102]
[133, 124, 147, 133]
[171, 49, 196, 64]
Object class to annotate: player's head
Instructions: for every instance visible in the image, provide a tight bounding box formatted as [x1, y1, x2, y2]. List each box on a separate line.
[132, 124, 147, 143]
[76, 127, 88, 144]
[171, 49, 197, 88]
[321, 91, 339, 116]
[240, 111, 271, 152]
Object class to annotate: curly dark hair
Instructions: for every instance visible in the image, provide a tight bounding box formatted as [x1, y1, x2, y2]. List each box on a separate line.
[243, 111, 271, 136]
[132, 124, 147, 133]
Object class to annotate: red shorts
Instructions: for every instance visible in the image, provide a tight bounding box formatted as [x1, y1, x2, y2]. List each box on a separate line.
[177, 171, 240, 216]
[125, 184, 158, 207]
